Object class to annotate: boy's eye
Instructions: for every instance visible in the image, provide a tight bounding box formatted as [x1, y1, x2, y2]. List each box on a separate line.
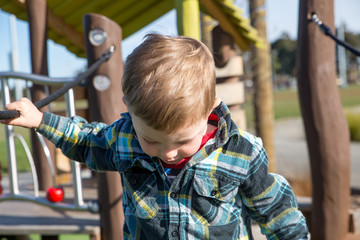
[143, 138, 157, 144]
[178, 139, 192, 145]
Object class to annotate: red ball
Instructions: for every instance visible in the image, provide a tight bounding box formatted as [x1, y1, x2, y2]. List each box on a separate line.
[47, 187, 64, 202]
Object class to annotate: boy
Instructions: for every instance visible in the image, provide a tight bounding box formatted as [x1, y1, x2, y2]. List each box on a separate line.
[1, 34, 308, 239]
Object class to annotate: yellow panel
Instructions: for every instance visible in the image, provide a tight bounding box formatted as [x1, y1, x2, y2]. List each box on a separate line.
[52, 0, 88, 17]
[112, 0, 159, 24]
[97, 0, 138, 19]
[0, 0, 264, 57]
[65, 0, 113, 24]
[46, 0, 64, 9]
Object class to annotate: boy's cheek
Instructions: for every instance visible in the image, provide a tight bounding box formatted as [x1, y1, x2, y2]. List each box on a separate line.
[138, 140, 157, 157]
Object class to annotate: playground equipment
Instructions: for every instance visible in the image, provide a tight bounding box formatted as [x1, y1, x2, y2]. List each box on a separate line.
[0, 46, 114, 212]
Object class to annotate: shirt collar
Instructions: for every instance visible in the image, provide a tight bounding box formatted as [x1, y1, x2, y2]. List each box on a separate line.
[211, 101, 240, 147]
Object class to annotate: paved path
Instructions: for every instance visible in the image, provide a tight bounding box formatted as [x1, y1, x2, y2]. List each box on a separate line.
[251, 117, 360, 239]
[273, 117, 360, 190]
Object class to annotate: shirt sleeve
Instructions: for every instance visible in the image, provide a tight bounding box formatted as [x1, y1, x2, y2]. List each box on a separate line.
[239, 137, 309, 239]
[36, 112, 120, 171]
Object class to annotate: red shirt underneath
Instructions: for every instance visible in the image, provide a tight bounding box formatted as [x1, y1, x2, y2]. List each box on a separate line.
[162, 114, 218, 169]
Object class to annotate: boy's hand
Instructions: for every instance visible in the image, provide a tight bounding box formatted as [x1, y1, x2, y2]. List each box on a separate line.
[0, 98, 43, 128]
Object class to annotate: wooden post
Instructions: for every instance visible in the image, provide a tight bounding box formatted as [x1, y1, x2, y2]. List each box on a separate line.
[297, 0, 350, 239]
[212, 25, 246, 130]
[249, 0, 276, 172]
[26, 1, 58, 240]
[175, 0, 200, 40]
[84, 13, 125, 240]
[200, 13, 215, 50]
[27, 0, 56, 192]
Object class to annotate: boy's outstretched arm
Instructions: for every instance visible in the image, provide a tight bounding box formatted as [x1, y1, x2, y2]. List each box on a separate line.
[240, 136, 309, 239]
[0, 98, 43, 128]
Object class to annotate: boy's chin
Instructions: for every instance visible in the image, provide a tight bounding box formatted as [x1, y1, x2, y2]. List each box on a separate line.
[160, 158, 181, 165]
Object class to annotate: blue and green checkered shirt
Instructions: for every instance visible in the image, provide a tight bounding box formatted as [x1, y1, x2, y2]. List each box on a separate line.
[37, 102, 308, 239]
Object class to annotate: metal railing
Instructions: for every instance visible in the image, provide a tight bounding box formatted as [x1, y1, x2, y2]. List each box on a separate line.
[0, 72, 96, 211]
[0, 46, 114, 212]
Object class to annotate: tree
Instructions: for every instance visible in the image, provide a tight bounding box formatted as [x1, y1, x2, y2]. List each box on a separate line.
[249, 0, 276, 172]
[271, 33, 297, 76]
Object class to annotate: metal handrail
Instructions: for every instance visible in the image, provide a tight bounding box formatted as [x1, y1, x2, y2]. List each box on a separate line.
[0, 45, 114, 120]
[0, 72, 75, 85]
[0, 75, 91, 211]
[0, 46, 114, 212]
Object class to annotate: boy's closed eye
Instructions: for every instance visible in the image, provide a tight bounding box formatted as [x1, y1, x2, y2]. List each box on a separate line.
[143, 136, 193, 146]
[143, 137, 158, 144]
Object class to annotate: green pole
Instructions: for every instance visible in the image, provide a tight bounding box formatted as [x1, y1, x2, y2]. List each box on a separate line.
[175, 0, 200, 40]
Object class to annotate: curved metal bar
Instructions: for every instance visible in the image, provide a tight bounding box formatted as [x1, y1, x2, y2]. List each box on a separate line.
[1, 78, 19, 195]
[36, 132, 56, 186]
[0, 45, 115, 120]
[0, 72, 74, 85]
[12, 133, 39, 198]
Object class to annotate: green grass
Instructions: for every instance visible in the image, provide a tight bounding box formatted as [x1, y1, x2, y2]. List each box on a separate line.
[346, 111, 360, 141]
[28, 234, 89, 240]
[0, 126, 32, 175]
[245, 84, 360, 128]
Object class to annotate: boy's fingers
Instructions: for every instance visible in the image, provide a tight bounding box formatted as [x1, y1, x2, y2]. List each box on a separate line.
[6, 98, 29, 111]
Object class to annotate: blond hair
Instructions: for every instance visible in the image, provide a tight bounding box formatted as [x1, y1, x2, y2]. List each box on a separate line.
[122, 34, 215, 133]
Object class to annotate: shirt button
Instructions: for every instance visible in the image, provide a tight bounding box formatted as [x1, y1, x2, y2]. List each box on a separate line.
[211, 190, 217, 196]
[129, 178, 137, 185]
[170, 192, 177, 198]
[171, 230, 179, 237]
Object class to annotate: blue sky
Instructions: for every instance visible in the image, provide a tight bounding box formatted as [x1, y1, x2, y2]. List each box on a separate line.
[0, 0, 359, 77]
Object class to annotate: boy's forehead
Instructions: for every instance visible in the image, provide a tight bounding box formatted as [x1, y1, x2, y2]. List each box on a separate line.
[130, 111, 207, 140]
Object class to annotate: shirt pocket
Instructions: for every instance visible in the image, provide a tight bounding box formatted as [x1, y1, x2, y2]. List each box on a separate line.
[191, 171, 240, 225]
[123, 169, 159, 219]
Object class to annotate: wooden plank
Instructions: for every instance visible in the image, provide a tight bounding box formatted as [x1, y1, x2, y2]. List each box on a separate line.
[0, 201, 100, 236]
[215, 81, 244, 105]
[350, 210, 360, 234]
[215, 56, 243, 78]
[199, 0, 249, 50]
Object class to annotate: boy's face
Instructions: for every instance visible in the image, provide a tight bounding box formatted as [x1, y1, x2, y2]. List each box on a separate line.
[130, 112, 208, 165]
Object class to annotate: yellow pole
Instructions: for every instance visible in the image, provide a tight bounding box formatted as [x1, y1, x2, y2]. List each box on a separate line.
[175, 0, 200, 40]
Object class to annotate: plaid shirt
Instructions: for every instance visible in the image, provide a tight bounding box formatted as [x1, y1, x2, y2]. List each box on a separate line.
[37, 102, 308, 240]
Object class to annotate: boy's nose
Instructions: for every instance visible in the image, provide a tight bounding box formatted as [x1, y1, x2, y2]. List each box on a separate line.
[160, 148, 178, 160]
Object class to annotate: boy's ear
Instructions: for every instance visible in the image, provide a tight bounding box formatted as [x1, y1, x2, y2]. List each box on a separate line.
[122, 96, 127, 106]
[212, 97, 221, 110]
[208, 97, 221, 115]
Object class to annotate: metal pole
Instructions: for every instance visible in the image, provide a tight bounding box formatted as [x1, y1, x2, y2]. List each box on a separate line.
[66, 88, 85, 208]
[9, 14, 23, 100]
[337, 23, 347, 87]
[1, 78, 19, 196]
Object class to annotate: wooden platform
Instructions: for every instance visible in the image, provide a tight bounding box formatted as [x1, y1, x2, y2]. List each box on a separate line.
[0, 173, 100, 239]
[0, 200, 100, 238]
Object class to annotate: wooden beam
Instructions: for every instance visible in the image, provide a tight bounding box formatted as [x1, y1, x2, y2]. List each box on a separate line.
[47, 8, 85, 50]
[11, 0, 84, 51]
[200, 0, 249, 50]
